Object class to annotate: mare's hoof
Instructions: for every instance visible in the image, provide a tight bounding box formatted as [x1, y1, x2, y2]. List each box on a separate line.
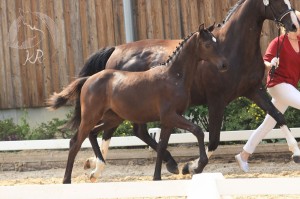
[182, 163, 190, 175]
[292, 155, 300, 163]
[153, 177, 162, 181]
[166, 161, 179, 174]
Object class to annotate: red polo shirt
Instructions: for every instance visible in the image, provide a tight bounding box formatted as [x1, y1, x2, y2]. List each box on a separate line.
[264, 35, 300, 88]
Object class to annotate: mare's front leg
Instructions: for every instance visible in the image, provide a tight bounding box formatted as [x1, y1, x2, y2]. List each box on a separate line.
[153, 126, 172, 180]
[87, 118, 123, 182]
[133, 123, 179, 174]
[206, 100, 226, 158]
[248, 88, 300, 163]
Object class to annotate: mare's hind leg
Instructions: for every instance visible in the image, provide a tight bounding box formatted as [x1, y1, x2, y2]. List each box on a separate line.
[88, 116, 123, 182]
[281, 125, 300, 163]
[84, 127, 117, 170]
[133, 123, 179, 174]
[248, 88, 300, 163]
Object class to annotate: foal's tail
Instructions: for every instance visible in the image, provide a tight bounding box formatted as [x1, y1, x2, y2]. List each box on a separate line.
[64, 47, 115, 131]
[47, 77, 88, 110]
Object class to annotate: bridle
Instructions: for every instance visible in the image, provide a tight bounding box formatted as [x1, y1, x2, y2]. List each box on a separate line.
[264, 0, 295, 29]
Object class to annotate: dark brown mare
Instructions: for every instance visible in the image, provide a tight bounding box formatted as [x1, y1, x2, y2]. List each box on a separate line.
[48, 25, 227, 183]
[77, 0, 300, 177]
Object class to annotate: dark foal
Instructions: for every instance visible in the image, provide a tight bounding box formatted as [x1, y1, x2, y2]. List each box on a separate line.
[80, 0, 300, 174]
[48, 24, 227, 183]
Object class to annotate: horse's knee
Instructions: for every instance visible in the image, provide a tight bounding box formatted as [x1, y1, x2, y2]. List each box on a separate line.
[208, 140, 219, 151]
[69, 136, 77, 147]
[191, 126, 204, 139]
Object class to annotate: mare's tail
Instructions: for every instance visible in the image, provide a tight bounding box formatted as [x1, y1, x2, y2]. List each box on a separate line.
[78, 47, 115, 77]
[68, 47, 115, 131]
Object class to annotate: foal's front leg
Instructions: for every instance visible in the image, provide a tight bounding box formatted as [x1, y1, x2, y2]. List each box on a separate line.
[133, 123, 179, 174]
[168, 114, 208, 175]
[153, 126, 172, 180]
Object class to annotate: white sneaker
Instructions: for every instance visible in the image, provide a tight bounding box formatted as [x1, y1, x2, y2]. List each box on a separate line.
[235, 154, 249, 172]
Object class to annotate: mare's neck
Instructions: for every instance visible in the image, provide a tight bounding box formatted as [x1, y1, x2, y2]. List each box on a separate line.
[221, 1, 264, 56]
[167, 34, 199, 86]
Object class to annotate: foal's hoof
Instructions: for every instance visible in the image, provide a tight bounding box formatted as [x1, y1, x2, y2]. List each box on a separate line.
[166, 161, 179, 174]
[84, 157, 96, 170]
[89, 172, 97, 183]
[84, 160, 91, 170]
[292, 155, 300, 163]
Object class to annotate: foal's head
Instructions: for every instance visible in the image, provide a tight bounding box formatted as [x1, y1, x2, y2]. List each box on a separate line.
[197, 24, 228, 72]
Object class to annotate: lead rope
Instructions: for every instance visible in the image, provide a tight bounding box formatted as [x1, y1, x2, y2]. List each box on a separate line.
[264, 29, 287, 89]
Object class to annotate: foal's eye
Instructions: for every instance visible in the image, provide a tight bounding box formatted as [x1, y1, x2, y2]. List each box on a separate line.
[205, 43, 212, 48]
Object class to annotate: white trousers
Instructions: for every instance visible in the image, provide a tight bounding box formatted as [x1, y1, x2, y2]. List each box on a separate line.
[243, 83, 300, 154]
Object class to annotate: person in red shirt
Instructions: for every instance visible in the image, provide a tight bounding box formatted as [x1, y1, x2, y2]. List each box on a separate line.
[235, 11, 300, 172]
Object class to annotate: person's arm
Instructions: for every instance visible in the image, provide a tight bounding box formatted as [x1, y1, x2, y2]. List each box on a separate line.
[264, 57, 279, 70]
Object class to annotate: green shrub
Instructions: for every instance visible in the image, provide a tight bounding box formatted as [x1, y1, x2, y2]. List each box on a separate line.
[0, 119, 26, 141]
[25, 118, 73, 140]
[114, 121, 134, 136]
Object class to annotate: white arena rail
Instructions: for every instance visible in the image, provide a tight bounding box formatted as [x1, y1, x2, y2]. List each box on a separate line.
[1, 129, 300, 198]
[0, 128, 300, 151]
[0, 173, 299, 199]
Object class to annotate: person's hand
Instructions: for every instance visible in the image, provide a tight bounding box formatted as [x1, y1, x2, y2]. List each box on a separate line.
[270, 57, 279, 69]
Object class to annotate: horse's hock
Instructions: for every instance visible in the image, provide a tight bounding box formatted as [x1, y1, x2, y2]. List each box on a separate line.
[0, 143, 293, 172]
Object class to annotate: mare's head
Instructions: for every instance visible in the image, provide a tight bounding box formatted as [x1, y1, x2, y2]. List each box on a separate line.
[263, 0, 299, 32]
[197, 24, 228, 72]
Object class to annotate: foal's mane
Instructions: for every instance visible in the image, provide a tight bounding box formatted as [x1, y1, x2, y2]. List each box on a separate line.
[223, 0, 246, 23]
[159, 32, 196, 67]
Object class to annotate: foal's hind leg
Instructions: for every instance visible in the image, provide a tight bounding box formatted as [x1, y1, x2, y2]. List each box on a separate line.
[63, 122, 95, 184]
[133, 123, 179, 174]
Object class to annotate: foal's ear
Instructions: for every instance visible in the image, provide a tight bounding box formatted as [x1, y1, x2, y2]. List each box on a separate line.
[207, 22, 215, 32]
[198, 24, 205, 33]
